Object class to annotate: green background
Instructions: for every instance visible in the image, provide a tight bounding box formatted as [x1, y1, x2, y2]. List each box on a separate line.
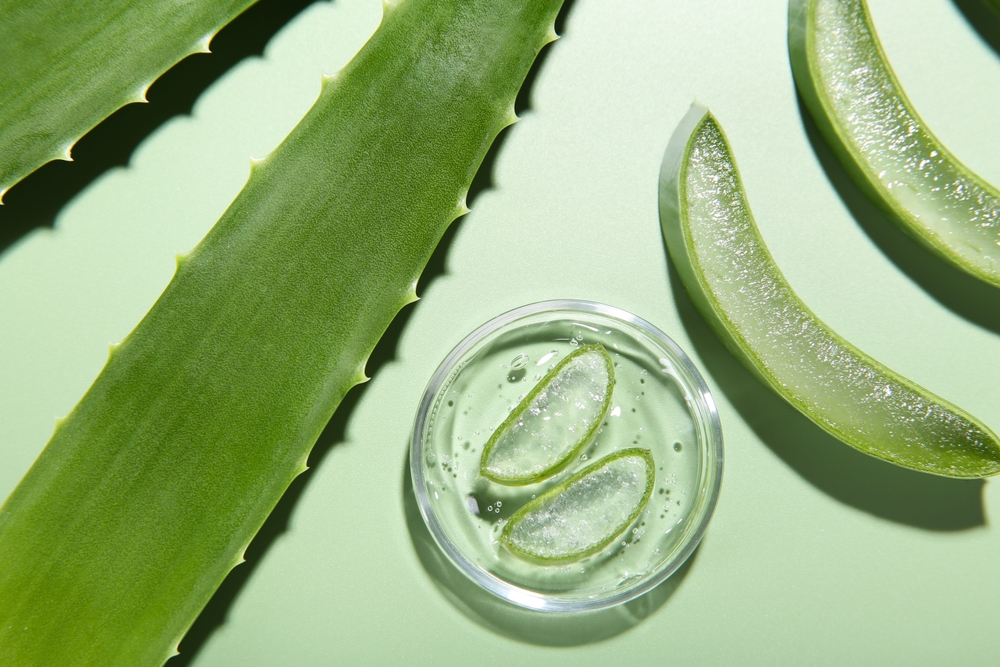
[2, 0, 1000, 664]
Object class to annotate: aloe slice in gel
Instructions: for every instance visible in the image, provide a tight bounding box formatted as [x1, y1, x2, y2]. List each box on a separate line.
[789, 0, 1000, 287]
[500, 448, 654, 564]
[659, 104, 1000, 478]
[479, 344, 614, 485]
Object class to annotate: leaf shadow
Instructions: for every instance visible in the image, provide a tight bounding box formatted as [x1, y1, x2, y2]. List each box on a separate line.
[666, 257, 985, 532]
[172, 0, 580, 662]
[171, 299, 420, 666]
[796, 93, 1000, 337]
[464, 0, 578, 211]
[401, 451, 694, 646]
[952, 0, 1000, 56]
[0, 0, 321, 257]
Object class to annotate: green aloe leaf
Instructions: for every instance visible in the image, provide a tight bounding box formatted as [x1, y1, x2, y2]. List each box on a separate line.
[789, 0, 1000, 288]
[0, 1, 563, 664]
[0, 0, 260, 201]
[501, 448, 655, 564]
[659, 104, 1000, 478]
[480, 344, 615, 486]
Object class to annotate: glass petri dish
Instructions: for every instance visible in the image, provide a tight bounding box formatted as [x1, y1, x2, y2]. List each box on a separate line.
[409, 300, 722, 612]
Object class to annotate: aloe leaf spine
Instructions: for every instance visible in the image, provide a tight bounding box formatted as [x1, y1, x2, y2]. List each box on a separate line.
[0, 0, 564, 664]
[0, 0, 260, 201]
[789, 0, 1000, 288]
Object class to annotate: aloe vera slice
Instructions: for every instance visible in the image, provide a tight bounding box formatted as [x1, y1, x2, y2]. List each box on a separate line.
[0, 1, 564, 665]
[659, 104, 1000, 478]
[789, 0, 1000, 288]
[501, 448, 654, 564]
[480, 344, 614, 485]
[0, 0, 258, 201]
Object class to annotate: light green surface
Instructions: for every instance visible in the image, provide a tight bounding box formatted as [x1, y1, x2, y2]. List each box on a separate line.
[2, 0, 999, 664]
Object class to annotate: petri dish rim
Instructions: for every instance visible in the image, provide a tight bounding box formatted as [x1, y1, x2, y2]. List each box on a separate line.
[409, 299, 723, 613]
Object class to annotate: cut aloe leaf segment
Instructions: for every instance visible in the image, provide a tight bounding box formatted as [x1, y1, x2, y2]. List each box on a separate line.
[480, 344, 614, 485]
[659, 104, 1000, 478]
[789, 0, 1000, 288]
[501, 448, 654, 564]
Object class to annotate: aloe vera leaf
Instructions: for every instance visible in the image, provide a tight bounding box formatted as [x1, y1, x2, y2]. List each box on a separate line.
[659, 104, 1000, 478]
[480, 344, 615, 485]
[0, 0, 259, 201]
[0, 1, 563, 664]
[501, 448, 654, 564]
[789, 0, 1000, 288]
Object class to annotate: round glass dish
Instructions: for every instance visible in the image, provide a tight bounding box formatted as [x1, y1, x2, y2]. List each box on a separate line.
[410, 300, 722, 612]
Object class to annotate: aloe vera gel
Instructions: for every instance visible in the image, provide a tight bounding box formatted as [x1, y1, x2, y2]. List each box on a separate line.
[480, 344, 615, 485]
[659, 105, 1000, 477]
[411, 302, 722, 609]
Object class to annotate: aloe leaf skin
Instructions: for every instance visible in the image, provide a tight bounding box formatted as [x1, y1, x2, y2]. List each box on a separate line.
[500, 448, 655, 565]
[789, 0, 1000, 288]
[0, 1, 563, 664]
[659, 104, 1000, 478]
[0, 0, 259, 202]
[480, 344, 615, 486]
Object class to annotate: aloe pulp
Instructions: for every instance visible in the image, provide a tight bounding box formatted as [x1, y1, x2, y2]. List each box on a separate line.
[480, 344, 615, 485]
[501, 448, 655, 564]
[789, 0, 1000, 288]
[659, 104, 1000, 478]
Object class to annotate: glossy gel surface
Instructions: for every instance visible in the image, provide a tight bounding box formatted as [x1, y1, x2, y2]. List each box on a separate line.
[793, 0, 1000, 285]
[481, 344, 614, 485]
[666, 106, 1000, 477]
[411, 301, 722, 611]
[502, 449, 654, 563]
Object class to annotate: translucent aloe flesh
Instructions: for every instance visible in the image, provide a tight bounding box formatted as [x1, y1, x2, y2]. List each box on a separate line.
[789, 0, 1000, 287]
[0, 1, 563, 664]
[480, 344, 615, 485]
[659, 105, 1000, 478]
[0, 0, 259, 201]
[501, 449, 654, 564]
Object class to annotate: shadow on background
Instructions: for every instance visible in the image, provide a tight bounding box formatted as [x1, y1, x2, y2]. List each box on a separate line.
[401, 454, 692, 646]
[953, 0, 1000, 55]
[173, 0, 580, 662]
[667, 261, 985, 532]
[796, 95, 1000, 337]
[171, 298, 422, 666]
[0, 0, 318, 256]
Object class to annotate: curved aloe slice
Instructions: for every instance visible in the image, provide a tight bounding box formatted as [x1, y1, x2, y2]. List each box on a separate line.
[0, 0, 258, 201]
[0, 1, 564, 664]
[789, 0, 1000, 288]
[501, 448, 654, 564]
[659, 104, 1000, 478]
[480, 344, 614, 485]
